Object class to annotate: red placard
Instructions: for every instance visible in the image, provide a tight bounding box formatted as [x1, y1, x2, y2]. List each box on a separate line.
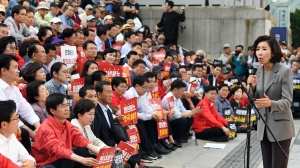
[152, 51, 166, 62]
[149, 98, 164, 119]
[14, 83, 27, 91]
[127, 125, 141, 144]
[120, 98, 138, 127]
[167, 96, 175, 118]
[157, 120, 169, 139]
[189, 83, 198, 93]
[163, 62, 171, 79]
[93, 147, 116, 168]
[151, 85, 159, 99]
[148, 58, 159, 66]
[122, 66, 131, 86]
[72, 24, 81, 29]
[117, 141, 136, 164]
[112, 42, 123, 51]
[98, 64, 123, 82]
[71, 78, 85, 105]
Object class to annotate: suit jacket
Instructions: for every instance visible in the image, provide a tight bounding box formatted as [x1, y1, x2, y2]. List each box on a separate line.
[105, 38, 115, 49]
[254, 63, 295, 142]
[205, 73, 218, 87]
[91, 103, 125, 147]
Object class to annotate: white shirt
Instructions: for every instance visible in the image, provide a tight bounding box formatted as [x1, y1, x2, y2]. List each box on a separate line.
[124, 87, 155, 121]
[123, 63, 132, 71]
[49, 55, 63, 69]
[95, 36, 104, 51]
[79, 12, 87, 26]
[28, 26, 38, 35]
[0, 134, 35, 166]
[121, 42, 132, 56]
[98, 102, 112, 128]
[116, 33, 124, 42]
[0, 79, 39, 127]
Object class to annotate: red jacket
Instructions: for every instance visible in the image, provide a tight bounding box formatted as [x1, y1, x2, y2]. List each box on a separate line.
[192, 97, 228, 133]
[31, 116, 90, 168]
[0, 154, 19, 168]
[157, 79, 166, 100]
[76, 56, 88, 76]
[111, 91, 126, 108]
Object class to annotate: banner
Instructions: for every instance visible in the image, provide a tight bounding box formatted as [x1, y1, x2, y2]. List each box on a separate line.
[71, 77, 85, 105]
[120, 98, 138, 127]
[122, 66, 131, 86]
[148, 58, 159, 66]
[151, 85, 159, 99]
[167, 96, 175, 118]
[61, 46, 77, 68]
[163, 62, 171, 79]
[157, 120, 168, 139]
[127, 125, 141, 144]
[228, 121, 236, 140]
[112, 151, 123, 168]
[234, 108, 247, 124]
[112, 42, 123, 51]
[222, 107, 233, 122]
[117, 141, 136, 164]
[98, 64, 123, 82]
[149, 98, 164, 119]
[77, 47, 85, 62]
[152, 51, 166, 62]
[93, 147, 116, 168]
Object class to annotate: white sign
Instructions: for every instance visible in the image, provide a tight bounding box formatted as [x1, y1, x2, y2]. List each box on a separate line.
[275, 6, 290, 28]
[61, 46, 77, 68]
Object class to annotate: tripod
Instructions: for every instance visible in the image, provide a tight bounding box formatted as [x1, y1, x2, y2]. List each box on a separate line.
[232, 72, 288, 168]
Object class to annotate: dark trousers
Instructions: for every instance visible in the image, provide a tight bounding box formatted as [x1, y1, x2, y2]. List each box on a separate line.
[195, 127, 228, 142]
[20, 128, 31, 153]
[182, 117, 194, 139]
[261, 129, 291, 168]
[136, 120, 153, 150]
[48, 148, 90, 168]
[169, 118, 187, 142]
[142, 119, 159, 145]
[164, 39, 177, 46]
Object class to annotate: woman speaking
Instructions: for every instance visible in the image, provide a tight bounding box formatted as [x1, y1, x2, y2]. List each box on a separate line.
[247, 35, 294, 168]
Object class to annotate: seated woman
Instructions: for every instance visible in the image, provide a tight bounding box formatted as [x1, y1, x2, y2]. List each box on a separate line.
[193, 86, 230, 142]
[102, 48, 116, 65]
[31, 93, 104, 168]
[27, 80, 49, 123]
[71, 99, 108, 153]
[22, 62, 47, 100]
[81, 60, 98, 78]
[111, 76, 127, 111]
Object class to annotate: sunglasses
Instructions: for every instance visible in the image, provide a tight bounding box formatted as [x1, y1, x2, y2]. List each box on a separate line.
[0, 12, 5, 16]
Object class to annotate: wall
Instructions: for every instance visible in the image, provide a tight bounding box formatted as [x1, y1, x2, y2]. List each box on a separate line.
[138, 6, 276, 59]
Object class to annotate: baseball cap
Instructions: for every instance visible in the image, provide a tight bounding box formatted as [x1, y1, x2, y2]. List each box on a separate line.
[0, 4, 5, 13]
[85, 4, 93, 10]
[86, 15, 96, 22]
[50, 36, 65, 45]
[223, 44, 230, 48]
[280, 41, 287, 45]
[152, 66, 163, 73]
[157, 45, 166, 51]
[104, 15, 114, 21]
[50, 17, 62, 24]
[127, 19, 134, 25]
[221, 67, 229, 74]
[50, 2, 60, 7]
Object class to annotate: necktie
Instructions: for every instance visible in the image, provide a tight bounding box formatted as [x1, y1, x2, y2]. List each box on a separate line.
[106, 108, 112, 128]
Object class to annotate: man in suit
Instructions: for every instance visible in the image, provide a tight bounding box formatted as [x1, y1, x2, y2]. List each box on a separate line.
[105, 24, 117, 49]
[91, 81, 140, 168]
[206, 63, 222, 87]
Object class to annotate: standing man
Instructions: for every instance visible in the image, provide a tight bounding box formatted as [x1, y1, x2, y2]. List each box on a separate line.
[218, 44, 231, 63]
[155, 1, 185, 46]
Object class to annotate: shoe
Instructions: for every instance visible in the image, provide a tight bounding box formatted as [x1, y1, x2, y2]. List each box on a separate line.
[153, 144, 169, 155]
[147, 149, 161, 159]
[141, 152, 153, 163]
[172, 141, 182, 148]
[160, 141, 176, 151]
[181, 138, 188, 143]
[157, 142, 172, 153]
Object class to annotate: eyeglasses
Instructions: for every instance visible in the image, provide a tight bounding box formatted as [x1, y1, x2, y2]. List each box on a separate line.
[207, 92, 217, 96]
[159, 38, 165, 41]
[10, 114, 19, 121]
[118, 85, 128, 90]
[59, 104, 70, 109]
[139, 85, 148, 90]
[87, 47, 97, 50]
[0, 12, 5, 16]
[40, 88, 49, 93]
[60, 70, 69, 74]
[137, 66, 145, 70]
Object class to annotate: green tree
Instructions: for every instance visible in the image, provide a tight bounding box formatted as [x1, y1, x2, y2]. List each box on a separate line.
[290, 9, 300, 48]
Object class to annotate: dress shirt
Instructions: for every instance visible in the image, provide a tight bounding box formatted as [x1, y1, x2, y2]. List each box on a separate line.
[142, 55, 153, 69]
[45, 78, 66, 95]
[79, 12, 87, 26]
[59, 13, 74, 28]
[0, 134, 35, 167]
[124, 87, 155, 121]
[0, 79, 39, 127]
[98, 102, 112, 128]
[162, 91, 191, 121]
[95, 36, 105, 51]
[120, 42, 132, 56]
[215, 95, 234, 116]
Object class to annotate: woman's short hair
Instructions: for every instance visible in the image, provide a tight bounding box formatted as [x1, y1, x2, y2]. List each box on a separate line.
[111, 77, 127, 91]
[82, 60, 98, 78]
[51, 62, 67, 77]
[73, 99, 96, 119]
[27, 80, 45, 104]
[253, 35, 282, 64]
[22, 63, 43, 83]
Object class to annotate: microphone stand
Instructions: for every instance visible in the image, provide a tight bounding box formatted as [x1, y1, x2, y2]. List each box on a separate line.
[232, 72, 288, 168]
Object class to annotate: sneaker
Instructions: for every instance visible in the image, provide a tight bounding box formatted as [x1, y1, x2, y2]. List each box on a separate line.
[147, 149, 162, 159]
[141, 152, 154, 163]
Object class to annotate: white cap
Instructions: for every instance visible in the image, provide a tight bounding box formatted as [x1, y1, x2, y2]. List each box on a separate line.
[104, 15, 114, 21]
[51, 17, 62, 24]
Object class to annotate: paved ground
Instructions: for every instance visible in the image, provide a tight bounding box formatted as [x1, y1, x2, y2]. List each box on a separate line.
[146, 118, 300, 168]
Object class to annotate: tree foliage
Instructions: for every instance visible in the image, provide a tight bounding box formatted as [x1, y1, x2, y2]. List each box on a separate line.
[290, 9, 300, 48]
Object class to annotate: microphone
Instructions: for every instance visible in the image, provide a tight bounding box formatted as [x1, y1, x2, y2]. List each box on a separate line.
[249, 62, 260, 75]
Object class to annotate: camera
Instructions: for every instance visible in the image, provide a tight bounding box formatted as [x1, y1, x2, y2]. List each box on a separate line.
[180, 25, 186, 33]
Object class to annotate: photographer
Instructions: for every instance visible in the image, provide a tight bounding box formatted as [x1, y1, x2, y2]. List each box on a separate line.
[155, 1, 185, 46]
[226, 45, 248, 80]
